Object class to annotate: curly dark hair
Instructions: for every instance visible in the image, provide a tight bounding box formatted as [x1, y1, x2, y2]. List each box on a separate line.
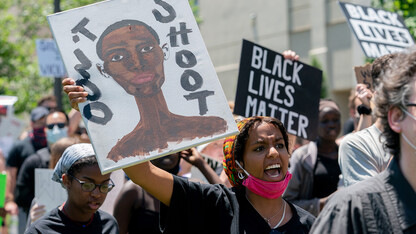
[67, 155, 98, 178]
[234, 116, 290, 164]
[375, 48, 416, 157]
[371, 53, 397, 88]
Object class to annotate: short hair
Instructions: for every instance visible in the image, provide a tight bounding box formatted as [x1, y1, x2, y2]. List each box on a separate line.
[49, 137, 80, 169]
[371, 53, 397, 88]
[375, 48, 416, 157]
[37, 95, 56, 107]
[47, 110, 69, 125]
[96, 19, 160, 60]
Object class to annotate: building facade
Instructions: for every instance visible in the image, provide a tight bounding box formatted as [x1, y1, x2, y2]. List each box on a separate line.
[198, 0, 371, 127]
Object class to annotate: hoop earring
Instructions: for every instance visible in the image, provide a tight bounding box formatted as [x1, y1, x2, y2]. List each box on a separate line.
[238, 172, 245, 180]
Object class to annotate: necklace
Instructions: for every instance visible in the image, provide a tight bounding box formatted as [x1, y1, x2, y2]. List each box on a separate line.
[245, 195, 285, 227]
[272, 201, 286, 229]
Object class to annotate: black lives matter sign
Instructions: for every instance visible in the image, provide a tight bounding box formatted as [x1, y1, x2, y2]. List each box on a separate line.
[234, 40, 322, 141]
[339, 1, 414, 58]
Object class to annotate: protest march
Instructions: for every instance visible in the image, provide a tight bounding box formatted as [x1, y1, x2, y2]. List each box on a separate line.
[1, 1, 415, 233]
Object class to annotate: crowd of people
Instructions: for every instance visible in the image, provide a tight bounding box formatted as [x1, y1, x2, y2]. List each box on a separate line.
[0, 45, 415, 234]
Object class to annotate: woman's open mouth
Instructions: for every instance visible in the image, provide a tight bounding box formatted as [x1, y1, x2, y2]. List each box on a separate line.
[264, 164, 281, 178]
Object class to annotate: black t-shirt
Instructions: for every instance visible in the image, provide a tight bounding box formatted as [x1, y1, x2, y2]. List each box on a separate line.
[160, 175, 315, 234]
[312, 154, 340, 198]
[25, 207, 119, 234]
[15, 148, 50, 211]
[6, 137, 36, 172]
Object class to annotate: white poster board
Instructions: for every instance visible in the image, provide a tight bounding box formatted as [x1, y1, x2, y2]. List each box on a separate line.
[0, 96, 22, 158]
[35, 39, 67, 77]
[35, 169, 67, 213]
[48, 0, 238, 174]
[339, 1, 414, 58]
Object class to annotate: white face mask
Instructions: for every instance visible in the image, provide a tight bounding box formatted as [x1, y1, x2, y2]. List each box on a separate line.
[401, 108, 416, 152]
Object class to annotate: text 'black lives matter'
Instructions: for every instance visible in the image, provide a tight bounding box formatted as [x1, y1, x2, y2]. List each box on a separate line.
[339, 1, 414, 58]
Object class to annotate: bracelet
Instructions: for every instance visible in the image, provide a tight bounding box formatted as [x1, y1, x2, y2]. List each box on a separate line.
[357, 104, 372, 115]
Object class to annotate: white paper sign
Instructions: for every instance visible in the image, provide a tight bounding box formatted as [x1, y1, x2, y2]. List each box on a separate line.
[48, 0, 238, 174]
[35, 39, 67, 77]
[35, 169, 67, 213]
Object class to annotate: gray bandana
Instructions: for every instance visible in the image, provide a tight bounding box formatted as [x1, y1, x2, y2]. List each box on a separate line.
[52, 143, 95, 183]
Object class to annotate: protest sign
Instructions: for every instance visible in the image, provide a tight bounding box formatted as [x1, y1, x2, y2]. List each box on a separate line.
[48, 0, 238, 173]
[35, 169, 67, 213]
[0, 115, 24, 158]
[0, 96, 18, 117]
[354, 63, 373, 91]
[339, 1, 414, 58]
[36, 39, 67, 77]
[234, 40, 322, 141]
[0, 173, 6, 226]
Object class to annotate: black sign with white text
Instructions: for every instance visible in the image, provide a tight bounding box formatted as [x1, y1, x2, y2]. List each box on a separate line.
[234, 40, 322, 141]
[339, 1, 414, 58]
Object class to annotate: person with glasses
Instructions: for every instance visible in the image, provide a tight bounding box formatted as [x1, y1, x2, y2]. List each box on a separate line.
[25, 143, 119, 233]
[310, 49, 416, 233]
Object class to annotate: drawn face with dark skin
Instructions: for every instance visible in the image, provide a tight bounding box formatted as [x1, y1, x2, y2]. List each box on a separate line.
[101, 25, 165, 97]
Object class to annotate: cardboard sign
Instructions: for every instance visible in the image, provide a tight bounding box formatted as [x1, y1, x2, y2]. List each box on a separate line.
[35, 169, 67, 213]
[339, 1, 414, 58]
[354, 63, 373, 91]
[36, 39, 67, 77]
[234, 40, 322, 141]
[48, 0, 238, 173]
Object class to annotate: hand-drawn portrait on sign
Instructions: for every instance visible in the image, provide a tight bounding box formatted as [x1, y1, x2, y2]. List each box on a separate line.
[95, 20, 227, 162]
[48, 0, 238, 173]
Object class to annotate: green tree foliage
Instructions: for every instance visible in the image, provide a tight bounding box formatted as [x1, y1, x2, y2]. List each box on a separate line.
[372, 0, 416, 39]
[0, 0, 102, 115]
[0, 0, 200, 115]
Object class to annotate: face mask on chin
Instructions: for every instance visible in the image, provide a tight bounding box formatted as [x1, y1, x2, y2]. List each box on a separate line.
[401, 108, 416, 154]
[46, 126, 68, 146]
[235, 161, 292, 199]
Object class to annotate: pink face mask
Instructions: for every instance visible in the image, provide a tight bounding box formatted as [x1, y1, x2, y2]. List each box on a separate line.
[236, 161, 292, 199]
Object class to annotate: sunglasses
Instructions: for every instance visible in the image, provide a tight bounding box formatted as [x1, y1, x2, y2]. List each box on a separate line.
[68, 174, 115, 193]
[46, 123, 66, 129]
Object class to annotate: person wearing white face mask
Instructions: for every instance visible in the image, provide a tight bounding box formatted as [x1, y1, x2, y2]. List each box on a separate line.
[311, 49, 416, 233]
[14, 110, 70, 231]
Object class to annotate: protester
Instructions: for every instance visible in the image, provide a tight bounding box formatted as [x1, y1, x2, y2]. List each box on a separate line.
[37, 95, 58, 112]
[310, 48, 416, 233]
[12, 110, 70, 231]
[25, 143, 119, 233]
[114, 148, 222, 234]
[25, 137, 80, 228]
[339, 54, 396, 187]
[65, 80, 317, 233]
[283, 99, 341, 217]
[5, 106, 49, 225]
[342, 89, 361, 135]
